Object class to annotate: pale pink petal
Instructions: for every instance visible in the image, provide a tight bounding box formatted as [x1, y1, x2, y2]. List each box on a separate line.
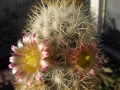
[8, 63, 17, 68]
[38, 40, 48, 51]
[39, 44, 43, 51]
[35, 71, 43, 83]
[70, 52, 77, 57]
[9, 56, 26, 64]
[42, 46, 49, 51]
[87, 42, 92, 49]
[17, 39, 23, 48]
[16, 78, 22, 82]
[23, 35, 32, 49]
[16, 71, 25, 82]
[40, 65, 48, 72]
[95, 63, 101, 68]
[12, 66, 21, 74]
[40, 60, 48, 72]
[41, 51, 50, 59]
[80, 42, 84, 50]
[26, 38, 33, 49]
[87, 69, 95, 78]
[23, 35, 27, 45]
[11, 45, 23, 54]
[32, 33, 37, 47]
[93, 49, 99, 56]
[26, 75, 32, 88]
[11, 53, 25, 57]
[9, 56, 17, 63]
[13, 43, 30, 54]
[18, 72, 27, 81]
[41, 60, 48, 66]
[88, 43, 94, 50]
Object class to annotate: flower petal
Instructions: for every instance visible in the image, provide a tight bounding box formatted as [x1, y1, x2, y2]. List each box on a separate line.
[16, 70, 25, 82]
[11, 53, 25, 57]
[39, 40, 48, 51]
[70, 55, 77, 60]
[87, 69, 95, 78]
[17, 39, 23, 48]
[32, 33, 37, 47]
[41, 51, 50, 59]
[35, 71, 43, 83]
[80, 42, 84, 50]
[73, 68, 79, 73]
[11, 45, 22, 54]
[8, 63, 17, 68]
[9, 56, 25, 63]
[26, 74, 32, 88]
[79, 73, 84, 80]
[12, 66, 21, 74]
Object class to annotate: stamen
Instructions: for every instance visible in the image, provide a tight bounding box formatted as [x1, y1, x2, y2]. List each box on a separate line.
[77, 50, 91, 69]
[85, 55, 90, 61]
[25, 50, 40, 67]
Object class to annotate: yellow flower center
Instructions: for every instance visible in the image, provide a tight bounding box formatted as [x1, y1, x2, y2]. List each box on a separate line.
[77, 50, 91, 69]
[85, 55, 90, 61]
[25, 50, 40, 68]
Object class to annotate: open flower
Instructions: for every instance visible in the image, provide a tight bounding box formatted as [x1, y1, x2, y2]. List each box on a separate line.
[8, 33, 50, 87]
[70, 42, 101, 79]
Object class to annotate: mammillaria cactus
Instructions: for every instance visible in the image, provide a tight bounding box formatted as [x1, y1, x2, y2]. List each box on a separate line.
[9, 0, 102, 90]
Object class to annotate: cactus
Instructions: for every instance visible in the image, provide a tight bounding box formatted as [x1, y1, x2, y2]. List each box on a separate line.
[10, 0, 102, 90]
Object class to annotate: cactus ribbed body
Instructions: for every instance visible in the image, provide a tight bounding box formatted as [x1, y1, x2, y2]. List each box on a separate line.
[13, 0, 101, 90]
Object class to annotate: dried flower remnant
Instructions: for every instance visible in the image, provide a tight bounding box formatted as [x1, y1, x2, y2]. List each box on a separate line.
[8, 33, 50, 87]
[70, 42, 101, 79]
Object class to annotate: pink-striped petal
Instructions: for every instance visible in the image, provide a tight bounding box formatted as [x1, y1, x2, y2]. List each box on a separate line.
[26, 75, 32, 88]
[8, 63, 17, 68]
[40, 65, 48, 72]
[87, 69, 95, 78]
[17, 39, 23, 48]
[39, 40, 48, 51]
[41, 51, 50, 59]
[12, 66, 21, 74]
[35, 71, 43, 83]
[87, 42, 92, 48]
[11, 53, 25, 57]
[71, 63, 77, 66]
[79, 73, 84, 80]
[80, 42, 84, 50]
[16, 71, 25, 82]
[42, 46, 49, 51]
[32, 33, 37, 47]
[11, 45, 22, 54]
[70, 55, 77, 60]
[73, 68, 79, 73]
[18, 72, 27, 81]
[23, 35, 32, 49]
[25, 71, 33, 87]
[94, 49, 99, 56]
[70, 52, 77, 57]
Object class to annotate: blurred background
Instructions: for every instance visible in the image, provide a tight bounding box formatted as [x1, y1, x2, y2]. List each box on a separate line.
[0, 0, 120, 90]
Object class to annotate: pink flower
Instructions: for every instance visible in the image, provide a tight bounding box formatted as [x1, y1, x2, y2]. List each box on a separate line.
[70, 42, 101, 79]
[8, 33, 50, 87]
